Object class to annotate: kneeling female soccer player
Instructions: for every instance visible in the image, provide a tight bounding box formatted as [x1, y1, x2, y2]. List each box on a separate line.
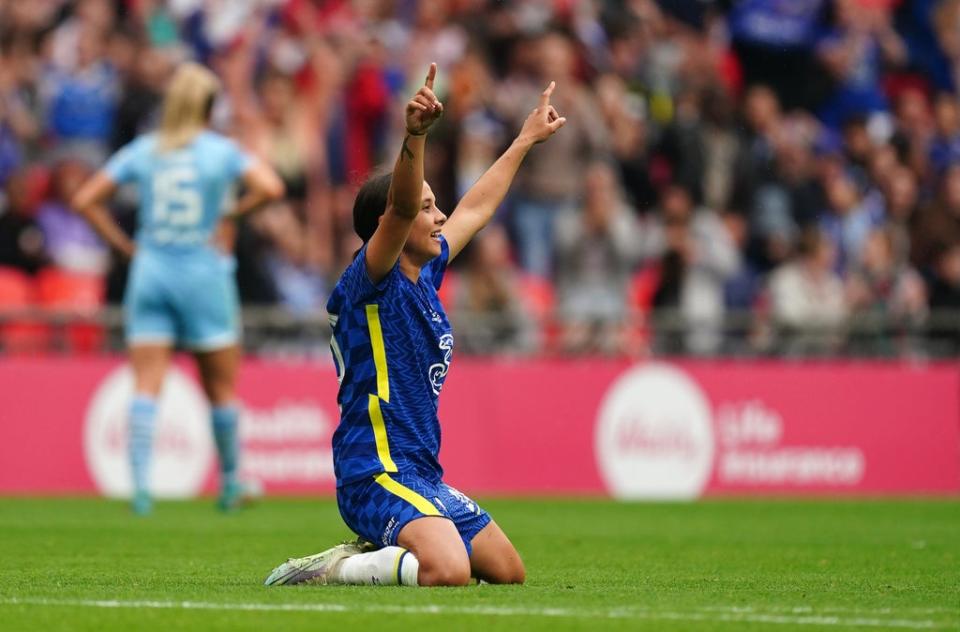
[265, 63, 565, 586]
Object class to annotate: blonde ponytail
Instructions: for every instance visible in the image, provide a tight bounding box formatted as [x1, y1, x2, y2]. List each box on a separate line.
[157, 62, 220, 151]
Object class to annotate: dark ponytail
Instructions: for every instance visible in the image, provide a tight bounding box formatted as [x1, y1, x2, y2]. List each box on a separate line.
[352, 172, 393, 243]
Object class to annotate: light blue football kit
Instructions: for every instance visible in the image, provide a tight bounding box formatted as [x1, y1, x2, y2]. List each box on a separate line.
[104, 131, 252, 349]
[327, 237, 490, 553]
[103, 130, 252, 513]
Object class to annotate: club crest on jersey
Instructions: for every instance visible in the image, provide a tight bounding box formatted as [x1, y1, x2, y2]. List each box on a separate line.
[429, 334, 454, 396]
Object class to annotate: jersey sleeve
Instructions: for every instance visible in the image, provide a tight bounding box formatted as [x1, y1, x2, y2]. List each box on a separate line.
[335, 244, 396, 304]
[223, 139, 255, 180]
[102, 138, 143, 184]
[423, 235, 450, 290]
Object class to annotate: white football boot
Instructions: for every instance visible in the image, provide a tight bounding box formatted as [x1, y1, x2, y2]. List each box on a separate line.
[264, 541, 368, 586]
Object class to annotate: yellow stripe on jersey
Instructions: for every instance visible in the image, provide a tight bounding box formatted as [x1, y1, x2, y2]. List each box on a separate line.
[368, 395, 398, 472]
[365, 304, 390, 403]
[374, 472, 440, 516]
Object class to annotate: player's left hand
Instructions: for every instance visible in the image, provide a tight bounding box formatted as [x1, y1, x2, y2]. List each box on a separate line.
[518, 81, 566, 145]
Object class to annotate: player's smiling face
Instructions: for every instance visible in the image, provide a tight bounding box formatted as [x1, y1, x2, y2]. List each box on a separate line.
[404, 182, 447, 262]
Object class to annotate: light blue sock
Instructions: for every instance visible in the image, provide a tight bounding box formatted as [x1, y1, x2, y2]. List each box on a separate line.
[212, 405, 240, 489]
[129, 395, 157, 494]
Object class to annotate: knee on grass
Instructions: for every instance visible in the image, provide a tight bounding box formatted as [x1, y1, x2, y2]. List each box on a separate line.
[491, 564, 526, 585]
[479, 558, 526, 585]
[417, 558, 472, 587]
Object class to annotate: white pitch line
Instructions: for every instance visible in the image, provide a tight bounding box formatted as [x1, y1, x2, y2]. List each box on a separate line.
[0, 597, 955, 629]
[700, 606, 959, 616]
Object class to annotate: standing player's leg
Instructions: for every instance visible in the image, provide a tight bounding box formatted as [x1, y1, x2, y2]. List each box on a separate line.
[468, 520, 526, 584]
[182, 253, 245, 510]
[124, 255, 176, 515]
[194, 345, 243, 511]
[128, 343, 173, 515]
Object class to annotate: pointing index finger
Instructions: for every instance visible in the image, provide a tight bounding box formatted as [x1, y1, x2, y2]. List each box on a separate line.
[539, 81, 556, 108]
[425, 63, 437, 89]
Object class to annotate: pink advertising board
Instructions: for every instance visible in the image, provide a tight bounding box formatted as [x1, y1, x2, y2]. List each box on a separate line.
[0, 358, 957, 498]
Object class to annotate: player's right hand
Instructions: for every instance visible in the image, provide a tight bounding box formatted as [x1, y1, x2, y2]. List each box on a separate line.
[405, 63, 444, 136]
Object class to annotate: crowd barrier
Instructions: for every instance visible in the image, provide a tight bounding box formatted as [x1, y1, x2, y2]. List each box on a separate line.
[0, 357, 957, 498]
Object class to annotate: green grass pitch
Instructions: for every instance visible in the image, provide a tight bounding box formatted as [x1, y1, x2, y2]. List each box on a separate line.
[0, 498, 957, 631]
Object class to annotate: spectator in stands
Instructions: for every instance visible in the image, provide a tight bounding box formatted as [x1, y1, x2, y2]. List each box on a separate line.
[0, 166, 49, 275]
[497, 31, 607, 277]
[932, 0, 960, 93]
[39, 25, 119, 164]
[0, 0, 958, 358]
[769, 228, 847, 355]
[913, 164, 960, 273]
[110, 44, 173, 151]
[731, 85, 783, 225]
[846, 226, 927, 354]
[927, 241, 960, 354]
[0, 50, 38, 186]
[930, 93, 960, 174]
[36, 158, 107, 276]
[426, 51, 497, 204]
[594, 73, 656, 211]
[452, 224, 537, 356]
[891, 87, 935, 178]
[241, 71, 318, 204]
[699, 85, 742, 216]
[252, 201, 327, 317]
[745, 112, 822, 280]
[816, 0, 906, 130]
[728, 0, 826, 111]
[658, 87, 708, 205]
[648, 185, 741, 355]
[554, 161, 642, 355]
[48, 0, 116, 71]
[819, 168, 885, 274]
[880, 163, 920, 263]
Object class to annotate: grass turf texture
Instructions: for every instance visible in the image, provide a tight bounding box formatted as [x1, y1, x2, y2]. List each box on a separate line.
[0, 498, 957, 631]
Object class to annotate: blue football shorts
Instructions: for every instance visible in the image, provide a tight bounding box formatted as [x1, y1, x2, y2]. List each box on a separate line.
[337, 471, 491, 556]
[124, 249, 240, 351]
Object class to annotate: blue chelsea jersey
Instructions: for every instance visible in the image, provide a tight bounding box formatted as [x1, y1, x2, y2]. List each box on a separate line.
[103, 131, 253, 254]
[326, 237, 453, 486]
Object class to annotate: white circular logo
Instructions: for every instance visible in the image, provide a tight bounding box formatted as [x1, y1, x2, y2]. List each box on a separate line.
[83, 365, 214, 498]
[595, 364, 715, 499]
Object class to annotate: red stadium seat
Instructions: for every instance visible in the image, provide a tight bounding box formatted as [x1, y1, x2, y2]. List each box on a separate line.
[518, 274, 557, 353]
[0, 267, 32, 307]
[0, 267, 51, 354]
[517, 273, 555, 320]
[628, 266, 662, 352]
[35, 268, 105, 311]
[629, 265, 661, 314]
[35, 268, 106, 353]
[436, 269, 458, 309]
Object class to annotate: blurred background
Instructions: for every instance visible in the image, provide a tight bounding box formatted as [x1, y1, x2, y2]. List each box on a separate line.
[1, 0, 959, 360]
[0, 1, 958, 502]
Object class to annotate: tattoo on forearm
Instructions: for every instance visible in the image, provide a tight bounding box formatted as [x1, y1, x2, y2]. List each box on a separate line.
[401, 134, 414, 162]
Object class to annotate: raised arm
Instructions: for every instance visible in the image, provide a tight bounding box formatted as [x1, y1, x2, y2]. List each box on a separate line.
[71, 172, 136, 260]
[443, 82, 566, 261]
[365, 64, 444, 282]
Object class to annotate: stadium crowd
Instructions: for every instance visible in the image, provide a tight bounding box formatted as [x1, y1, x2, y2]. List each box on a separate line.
[1, 0, 959, 357]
